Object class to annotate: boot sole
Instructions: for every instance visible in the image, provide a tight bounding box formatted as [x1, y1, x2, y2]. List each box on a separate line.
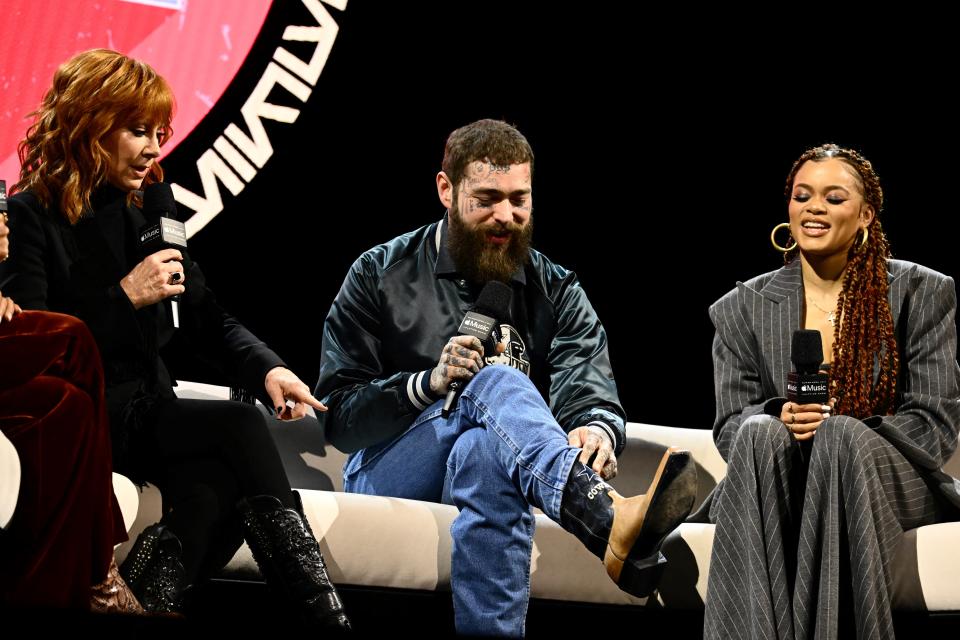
[603, 447, 697, 597]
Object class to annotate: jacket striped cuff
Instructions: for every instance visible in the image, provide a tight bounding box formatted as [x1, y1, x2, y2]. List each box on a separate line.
[572, 407, 626, 454]
[405, 370, 438, 411]
[584, 420, 618, 450]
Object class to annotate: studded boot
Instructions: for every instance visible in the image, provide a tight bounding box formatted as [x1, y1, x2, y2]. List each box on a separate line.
[239, 491, 351, 631]
[118, 523, 188, 614]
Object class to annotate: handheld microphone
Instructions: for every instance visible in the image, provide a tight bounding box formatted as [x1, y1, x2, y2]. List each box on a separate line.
[787, 329, 829, 404]
[442, 281, 513, 418]
[138, 183, 186, 328]
[1, 179, 17, 289]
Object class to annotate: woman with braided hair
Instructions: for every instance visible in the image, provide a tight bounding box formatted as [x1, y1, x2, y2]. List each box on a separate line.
[700, 143, 960, 639]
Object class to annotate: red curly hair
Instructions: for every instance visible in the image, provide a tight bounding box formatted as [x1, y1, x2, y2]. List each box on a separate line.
[14, 49, 175, 224]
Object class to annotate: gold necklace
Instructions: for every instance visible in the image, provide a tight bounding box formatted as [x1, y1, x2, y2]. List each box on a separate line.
[806, 296, 837, 327]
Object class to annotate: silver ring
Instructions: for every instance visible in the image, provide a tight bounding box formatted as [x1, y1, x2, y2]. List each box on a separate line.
[170, 271, 182, 283]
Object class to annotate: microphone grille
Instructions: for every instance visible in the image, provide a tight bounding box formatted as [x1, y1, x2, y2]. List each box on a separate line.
[142, 182, 178, 219]
[791, 329, 824, 372]
[474, 281, 513, 320]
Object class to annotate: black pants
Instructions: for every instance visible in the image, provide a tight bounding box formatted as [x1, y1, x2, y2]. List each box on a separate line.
[138, 398, 294, 583]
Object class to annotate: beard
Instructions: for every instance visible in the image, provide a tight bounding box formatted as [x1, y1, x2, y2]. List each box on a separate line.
[447, 201, 533, 285]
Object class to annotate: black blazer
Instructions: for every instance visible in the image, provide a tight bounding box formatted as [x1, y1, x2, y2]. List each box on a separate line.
[0, 187, 283, 467]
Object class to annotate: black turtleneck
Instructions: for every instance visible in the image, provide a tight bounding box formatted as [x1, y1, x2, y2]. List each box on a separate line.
[89, 184, 134, 271]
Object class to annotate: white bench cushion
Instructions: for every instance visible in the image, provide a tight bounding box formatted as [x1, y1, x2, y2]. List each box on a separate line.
[114, 381, 959, 612]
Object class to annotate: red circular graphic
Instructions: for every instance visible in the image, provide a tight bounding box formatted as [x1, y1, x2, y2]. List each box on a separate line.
[0, 0, 273, 184]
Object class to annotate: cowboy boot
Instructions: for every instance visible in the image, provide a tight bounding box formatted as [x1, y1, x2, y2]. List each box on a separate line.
[118, 523, 188, 614]
[560, 446, 697, 597]
[90, 555, 144, 614]
[238, 491, 351, 631]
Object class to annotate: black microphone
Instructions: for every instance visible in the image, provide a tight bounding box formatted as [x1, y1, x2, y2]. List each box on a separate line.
[0, 179, 13, 290]
[442, 281, 514, 418]
[138, 182, 186, 328]
[787, 329, 829, 404]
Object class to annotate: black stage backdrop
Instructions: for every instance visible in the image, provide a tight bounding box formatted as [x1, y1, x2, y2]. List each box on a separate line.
[158, 2, 958, 431]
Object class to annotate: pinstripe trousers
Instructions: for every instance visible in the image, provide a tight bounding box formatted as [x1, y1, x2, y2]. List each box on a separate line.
[704, 414, 944, 640]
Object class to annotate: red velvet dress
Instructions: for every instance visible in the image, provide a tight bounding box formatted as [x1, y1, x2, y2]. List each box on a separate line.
[0, 311, 126, 609]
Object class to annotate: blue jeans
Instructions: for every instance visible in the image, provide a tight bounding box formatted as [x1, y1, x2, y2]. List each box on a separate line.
[343, 365, 581, 637]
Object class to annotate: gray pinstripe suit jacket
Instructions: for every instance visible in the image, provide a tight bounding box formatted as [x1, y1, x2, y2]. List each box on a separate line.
[708, 257, 960, 510]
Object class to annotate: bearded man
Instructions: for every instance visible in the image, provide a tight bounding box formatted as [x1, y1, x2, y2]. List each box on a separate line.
[314, 119, 695, 637]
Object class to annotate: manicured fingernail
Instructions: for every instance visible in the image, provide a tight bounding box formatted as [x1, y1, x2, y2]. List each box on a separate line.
[822, 412, 831, 419]
[821, 405, 831, 411]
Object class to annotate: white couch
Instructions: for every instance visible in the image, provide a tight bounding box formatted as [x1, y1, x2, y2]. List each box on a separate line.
[3, 380, 958, 613]
[123, 382, 960, 612]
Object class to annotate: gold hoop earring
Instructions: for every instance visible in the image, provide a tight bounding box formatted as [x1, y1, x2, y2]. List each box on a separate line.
[770, 222, 797, 252]
[859, 226, 869, 249]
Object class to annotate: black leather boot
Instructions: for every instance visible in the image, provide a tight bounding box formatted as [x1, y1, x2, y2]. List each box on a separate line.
[560, 447, 697, 597]
[118, 523, 188, 614]
[239, 491, 351, 632]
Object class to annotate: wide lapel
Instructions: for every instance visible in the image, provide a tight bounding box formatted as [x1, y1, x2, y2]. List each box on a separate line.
[886, 262, 907, 336]
[65, 191, 150, 309]
[884, 262, 908, 388]
[753, 258, 804, 398]
[125, 198, 147, 253]
[69, 214, 125, 293]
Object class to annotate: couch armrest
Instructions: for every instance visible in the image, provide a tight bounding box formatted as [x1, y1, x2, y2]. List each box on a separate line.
[172, 379, 233, 402]
[112, 472, 140, 534]
[0, 429, 139, 536]
[0, 429, 20, 529]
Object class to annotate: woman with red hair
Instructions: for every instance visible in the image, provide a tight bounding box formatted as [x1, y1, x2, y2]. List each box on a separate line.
[0, 49, 349, 630]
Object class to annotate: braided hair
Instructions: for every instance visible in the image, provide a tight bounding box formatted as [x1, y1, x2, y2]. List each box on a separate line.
[784, 144, 898, 417]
